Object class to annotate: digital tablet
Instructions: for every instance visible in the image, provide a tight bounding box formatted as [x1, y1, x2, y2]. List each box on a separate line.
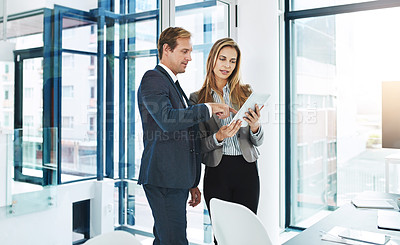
[229, 92, 271, 127]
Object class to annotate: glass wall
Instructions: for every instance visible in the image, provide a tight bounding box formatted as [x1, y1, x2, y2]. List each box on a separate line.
[288, 2, 400, 228]
[61, 17, 98, 182]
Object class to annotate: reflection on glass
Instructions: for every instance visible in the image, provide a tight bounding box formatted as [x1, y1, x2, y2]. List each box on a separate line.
[291, 7, 400, 228]
[134, 56, 157, 180]
[62, 17, 97, 53]
[61, 54, 97, 181]
[22, 57, 43, 177]
[176, 2, 229, 45]
[6, 14, 44, 38]
[126, 180, 153, 233]
[0, 128, 57, 218]
[292, 0, 377, 11]
[4, 14, 44, 50]
[127, 20, 157, 52]
[0, 61, 14, 134]
[133, 0, 157, 13]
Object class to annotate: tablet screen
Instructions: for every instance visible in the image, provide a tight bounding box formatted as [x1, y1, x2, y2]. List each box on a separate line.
[230, 92, 271, 127]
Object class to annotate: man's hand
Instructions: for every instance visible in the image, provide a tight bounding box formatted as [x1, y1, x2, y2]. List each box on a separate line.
[208, 103, 237, 119]
[189, 187, 201, 207]
[215, 120, 242, 142]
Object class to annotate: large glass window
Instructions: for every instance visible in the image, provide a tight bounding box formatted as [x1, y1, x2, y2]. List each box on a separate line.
[61, 53, 97, 181]
[60, 13, 98, 182]
[175, 1, 229, 97]
[22, 57, 43, 174]
[288, 3, 400, 228]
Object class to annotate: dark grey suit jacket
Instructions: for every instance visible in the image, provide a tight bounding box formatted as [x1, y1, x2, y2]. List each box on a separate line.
[189, 92, 264, 167]
[137, 65, 210, 189]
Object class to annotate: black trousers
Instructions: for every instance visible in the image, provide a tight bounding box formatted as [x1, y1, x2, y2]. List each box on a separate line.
[204, 155, 260, 244]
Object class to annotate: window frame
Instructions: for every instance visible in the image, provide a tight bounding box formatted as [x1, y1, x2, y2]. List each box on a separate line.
[284, 0, 400, 230]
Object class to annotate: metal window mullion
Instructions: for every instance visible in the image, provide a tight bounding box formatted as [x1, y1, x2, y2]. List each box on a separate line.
[118, 0, 126, 182]
[284, 0, 292, 229]
[160, 0, 174, 29]
[43, 8, 54, 186]
[126, 0, 136, 181]
[105, 17, 115, 178]
[13, 53, 23, 184]
[117, 0, 126, 227]
[53, 8, 63, 184]
[97, 13, 106, 181]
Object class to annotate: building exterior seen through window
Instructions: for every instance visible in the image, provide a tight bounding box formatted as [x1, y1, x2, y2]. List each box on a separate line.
[290, 5, 400, 228]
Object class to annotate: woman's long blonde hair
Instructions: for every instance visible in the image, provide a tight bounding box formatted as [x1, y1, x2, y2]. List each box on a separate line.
[197, 38, 251, 110]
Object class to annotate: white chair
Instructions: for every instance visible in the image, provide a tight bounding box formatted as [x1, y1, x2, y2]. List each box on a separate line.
[210, 198, 273, 245]
[83, 230, 142, 245]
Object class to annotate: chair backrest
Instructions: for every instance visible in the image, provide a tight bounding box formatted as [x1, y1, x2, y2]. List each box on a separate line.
[83, 230, 142, 245]
[210, 198, 273, 245]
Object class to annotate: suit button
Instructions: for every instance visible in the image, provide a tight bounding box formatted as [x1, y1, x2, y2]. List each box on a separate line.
[190, 149, 194, 153]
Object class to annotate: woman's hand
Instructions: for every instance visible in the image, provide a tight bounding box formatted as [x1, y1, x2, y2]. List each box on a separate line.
[243, 104, 263, 133]
[215, 120, 242, 142]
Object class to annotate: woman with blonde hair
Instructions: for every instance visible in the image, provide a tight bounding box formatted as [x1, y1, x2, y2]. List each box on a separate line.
[189, 37, 264, 222]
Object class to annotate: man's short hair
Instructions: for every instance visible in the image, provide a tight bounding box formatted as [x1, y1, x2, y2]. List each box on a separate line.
[158, 27, 191, 59]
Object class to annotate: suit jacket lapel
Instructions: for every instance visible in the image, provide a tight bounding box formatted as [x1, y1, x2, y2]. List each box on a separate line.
[155, 65, 187, 108]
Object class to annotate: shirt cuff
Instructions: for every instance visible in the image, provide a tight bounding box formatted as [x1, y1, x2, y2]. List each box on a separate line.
[250, 125, 262, 137]
[213, 133, 224, 146]
[205, 103, 212, 118]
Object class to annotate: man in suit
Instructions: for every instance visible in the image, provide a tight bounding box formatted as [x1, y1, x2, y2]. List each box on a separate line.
[137, 27, 234, 245]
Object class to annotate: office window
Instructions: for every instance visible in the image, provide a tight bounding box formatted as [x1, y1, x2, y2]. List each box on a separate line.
[24, 87, 34, 99]
[62, 116, 74, 129]
[22, 57, 43, 137]
[61, 53, 97, 182]
[288, 4, 400, 228]
[134, 0, 157, 13]
[90, 86, 95, 99]
[175, 1, 229, 96]
[4, 90, 9, 100]
[89, 116, 95, 131]
[62, 54, 75, 68]
[127, 19, 157, 51]
[23, 116, 34, 127]
[62, 18, 97, 53]
[4, 114, 10, 127]
[62, 85, 74, 98]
